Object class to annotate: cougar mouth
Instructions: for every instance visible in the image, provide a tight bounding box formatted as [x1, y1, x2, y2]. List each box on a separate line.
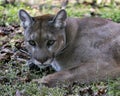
[31, 58, 54, 68]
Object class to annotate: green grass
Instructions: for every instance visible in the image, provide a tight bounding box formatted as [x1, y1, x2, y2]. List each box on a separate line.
[0, 2, 120, 25]
[0, 2, 38, 26]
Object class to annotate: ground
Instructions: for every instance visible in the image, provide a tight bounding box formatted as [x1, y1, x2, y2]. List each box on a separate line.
[0, 1, 120, 96]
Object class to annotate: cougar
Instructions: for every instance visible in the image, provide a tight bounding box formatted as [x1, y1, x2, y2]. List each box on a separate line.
[18, 9, 120, 87]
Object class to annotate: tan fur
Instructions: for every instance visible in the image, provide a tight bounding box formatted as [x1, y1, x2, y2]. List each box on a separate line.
[19, 9, 120, 87]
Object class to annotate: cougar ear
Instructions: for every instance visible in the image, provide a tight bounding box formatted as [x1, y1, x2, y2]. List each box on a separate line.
[18, 9, 34, 29]
[51, 9, 67, 28]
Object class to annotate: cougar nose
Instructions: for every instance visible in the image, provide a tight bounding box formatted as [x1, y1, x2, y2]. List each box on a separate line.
[39, 57, 49, 64]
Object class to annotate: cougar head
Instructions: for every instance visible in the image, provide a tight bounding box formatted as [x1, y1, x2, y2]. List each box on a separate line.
[18, 9, 67, 68]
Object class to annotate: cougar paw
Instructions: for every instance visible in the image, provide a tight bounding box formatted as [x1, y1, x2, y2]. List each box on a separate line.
[32, 75, 57, 87]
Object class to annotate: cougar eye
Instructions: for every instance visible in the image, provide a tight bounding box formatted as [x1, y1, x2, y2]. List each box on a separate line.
[28, 40, 36, 46]
[47, 40, 56, 47]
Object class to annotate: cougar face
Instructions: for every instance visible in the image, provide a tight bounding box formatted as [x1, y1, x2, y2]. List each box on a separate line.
[19, 9, 67, 67]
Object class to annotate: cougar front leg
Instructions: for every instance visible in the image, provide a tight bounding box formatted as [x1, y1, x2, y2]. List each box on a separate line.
[33, 63, 120, 87]
[32, 65, 91, 87]
[33, 70, 72, 87]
